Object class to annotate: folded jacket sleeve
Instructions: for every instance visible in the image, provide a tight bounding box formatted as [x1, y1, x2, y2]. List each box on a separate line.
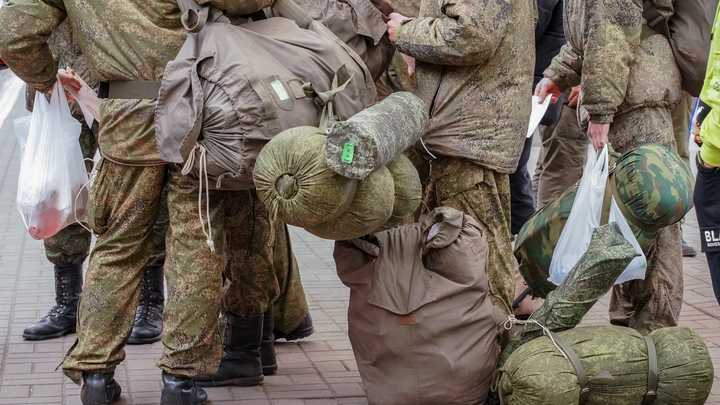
[0, 0, 66, 92]
[394, 0, 511, 67]
[543, 43, 583, 93]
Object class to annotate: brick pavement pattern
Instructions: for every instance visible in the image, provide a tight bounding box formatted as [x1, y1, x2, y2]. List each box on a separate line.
[0, 70, 718, 404]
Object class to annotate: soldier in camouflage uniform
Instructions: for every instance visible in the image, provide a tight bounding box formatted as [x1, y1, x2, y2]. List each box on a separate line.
[537, 0, 684, 334]
[18, 21, 170, 346]
[386, 0, 536, 311]
[0, 0, 280, 403]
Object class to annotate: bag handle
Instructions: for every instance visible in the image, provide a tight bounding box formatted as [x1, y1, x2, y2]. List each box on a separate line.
[272, 0, 314, 29]
[177, 0, 314, 31]
[642, 335, 659, 405]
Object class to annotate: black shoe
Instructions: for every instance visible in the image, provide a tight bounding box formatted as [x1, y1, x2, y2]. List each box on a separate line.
[194, 313, 264, 387]
[682, 239, 697, 257]
[161, 371, 207, 405]
[274, 312, 314, 341]
[80, 372, 121, 405]
[261, 309, 277, 375]
[128, 266, 164, 345]
[23, 265, 83, 340]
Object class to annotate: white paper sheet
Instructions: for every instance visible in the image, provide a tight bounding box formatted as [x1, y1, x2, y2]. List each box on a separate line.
[526, 95, 552, 138]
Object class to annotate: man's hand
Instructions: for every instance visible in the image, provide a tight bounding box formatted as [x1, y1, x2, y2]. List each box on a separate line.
[568, 85, 580, 108]
[387, 12, 406, 43]
[588, 121, 609, 150]
[51, 69, 82, 103]
[535, 77, 563, 104]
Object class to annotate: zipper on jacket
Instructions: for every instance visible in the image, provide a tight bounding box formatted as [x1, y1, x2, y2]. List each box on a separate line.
[428, 66, 446, 118]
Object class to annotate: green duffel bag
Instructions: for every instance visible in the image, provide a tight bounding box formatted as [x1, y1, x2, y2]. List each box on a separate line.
[373, 154, 422, 233]
[253, 127, 358, 228]
[514, 143, 694, 298]
[305, 165, 395, 240]
[496, 325, 714, 405]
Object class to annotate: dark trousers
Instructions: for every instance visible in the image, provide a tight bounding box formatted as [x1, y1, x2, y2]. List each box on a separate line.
[694, 155, 720, 306]
[509, 135, 536, 235]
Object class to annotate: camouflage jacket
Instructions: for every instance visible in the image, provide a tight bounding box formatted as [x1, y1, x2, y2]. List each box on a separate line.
[394, 0, 535, 174]
[544, 0, 680, 127]
[0, 0, 271, 165]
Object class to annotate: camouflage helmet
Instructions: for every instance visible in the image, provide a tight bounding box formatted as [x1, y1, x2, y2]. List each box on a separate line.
[611, 144, 694, 231]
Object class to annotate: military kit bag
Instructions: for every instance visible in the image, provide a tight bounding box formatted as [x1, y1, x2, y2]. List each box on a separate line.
[155, 0, 377, 190]
[324, 91, 429, 180]
[334, 207, 505, 405]
[643, 0, 719, 96]
[496, 325, 714, 405]
[253, 127, 421, 240]
[515, 143, 694, 298]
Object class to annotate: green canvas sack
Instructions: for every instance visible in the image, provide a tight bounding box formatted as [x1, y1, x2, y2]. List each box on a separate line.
[373, 153, 422, 233]
[497, 325, 714, 405]
[515, 144, 694, 298]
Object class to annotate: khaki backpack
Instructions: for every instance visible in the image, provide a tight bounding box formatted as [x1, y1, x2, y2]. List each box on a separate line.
[643, 0, 719, 96]
[155, 0, 377, 190]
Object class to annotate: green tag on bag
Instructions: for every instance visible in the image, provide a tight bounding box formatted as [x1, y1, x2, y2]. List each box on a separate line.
[342, 143, 354, 163]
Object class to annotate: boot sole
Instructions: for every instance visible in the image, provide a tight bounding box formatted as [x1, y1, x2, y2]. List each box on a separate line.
[127, 335, 162, 345]
[262, 364, 278, 376]
[195, 375, 264, 387]
[81, 383, 121, 405]
[274, 325, 314, 342]
[22, 327, 75, 341]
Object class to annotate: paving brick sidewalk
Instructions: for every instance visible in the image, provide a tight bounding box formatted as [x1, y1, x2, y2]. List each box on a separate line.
[0, 69, 719, 404]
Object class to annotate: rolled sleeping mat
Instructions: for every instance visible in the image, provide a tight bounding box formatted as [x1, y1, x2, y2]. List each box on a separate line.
[373, 154, 422, 232]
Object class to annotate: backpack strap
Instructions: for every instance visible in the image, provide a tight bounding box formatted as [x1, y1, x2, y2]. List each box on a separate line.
[642, 1, 671, 41]
[547, 331, 615, 405]
[272, 0, 314, 29]
[643, 335, 659, 405]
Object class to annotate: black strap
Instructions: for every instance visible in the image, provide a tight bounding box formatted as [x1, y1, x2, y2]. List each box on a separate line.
[99, 81, 162, 99]
[643, 335, 659, 405]
[548, 331, 614, 405]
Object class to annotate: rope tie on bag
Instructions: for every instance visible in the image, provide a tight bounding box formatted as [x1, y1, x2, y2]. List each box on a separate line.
[182, 143, 215, 252]
[74, 158, 100, 235]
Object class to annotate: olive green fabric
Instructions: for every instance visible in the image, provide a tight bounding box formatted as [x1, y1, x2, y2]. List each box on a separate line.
[611, 143, 694, 231]
[374, 154, 422, 232]
[497, 325, 713, 405]
[325, 92, 428, 180]
[335, 207, 502, 405]
[305, 166, 394, 240]
[500, 223, 638, 368]
[253, 127, 357, 228]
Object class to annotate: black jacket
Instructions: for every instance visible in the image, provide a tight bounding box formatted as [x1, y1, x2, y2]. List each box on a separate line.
[535, 0, 565, 125]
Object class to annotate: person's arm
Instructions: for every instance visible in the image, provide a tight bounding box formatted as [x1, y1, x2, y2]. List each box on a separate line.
[543, 43, 582, 95]
[577, 0, 640, 125]
[390, 0, 512, 67]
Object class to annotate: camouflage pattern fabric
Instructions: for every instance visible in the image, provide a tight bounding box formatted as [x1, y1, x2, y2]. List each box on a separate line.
[325, 92, 428, 180]
[500, 223, 637, 367]
[543, 0, 680, 126]
[612, 143, 694, 230]
[394, 0, 535, 174]
[272, 225, 309, 334]
[609, 223, 684, 335]
[497, 325, 713, 405]
[373, 154, 422, 232]
[424, 156, 514, 311]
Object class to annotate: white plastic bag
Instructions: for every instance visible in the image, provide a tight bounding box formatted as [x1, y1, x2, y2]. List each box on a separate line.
[548, 145, 646, 286]
[15, 78, 88, 240]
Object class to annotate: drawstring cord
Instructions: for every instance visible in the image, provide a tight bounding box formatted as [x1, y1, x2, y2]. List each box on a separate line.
[501, 316, 568, 360]
[74, 158, 99, 235]
[182, 143, 215, 252]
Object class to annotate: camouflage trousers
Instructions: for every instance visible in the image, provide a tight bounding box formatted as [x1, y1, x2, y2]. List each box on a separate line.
[607, 106, 683, 335]
[532, 104, 588, 209]
[223, 190, 308, 332]
[609, 224, 683, 335]
[424, 157, 515, 311]
[63, 161, 224, 382]
[43, 116, 98, 268]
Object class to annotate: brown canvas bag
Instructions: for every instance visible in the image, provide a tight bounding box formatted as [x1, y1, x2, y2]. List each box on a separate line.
[334, 207, 505, 405]
[155, 0, 377, 190]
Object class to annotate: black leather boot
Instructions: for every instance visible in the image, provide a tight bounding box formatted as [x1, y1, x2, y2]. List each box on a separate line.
[80, 371, 121, 405]
[161, 371, 207, 405]
[261, 309, 277, 375]
[128, 266, 164, 344]
[23, 264, 83, 340]
[194, 313, 264, 387]
[274, 312, 314, 341]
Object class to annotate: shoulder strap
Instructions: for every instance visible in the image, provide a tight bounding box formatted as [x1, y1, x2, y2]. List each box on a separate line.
[642, 335, 659, 405]
[642, 1, 671, 41]
[272, 0, 314, 28]
[548, 331, 615, 405]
